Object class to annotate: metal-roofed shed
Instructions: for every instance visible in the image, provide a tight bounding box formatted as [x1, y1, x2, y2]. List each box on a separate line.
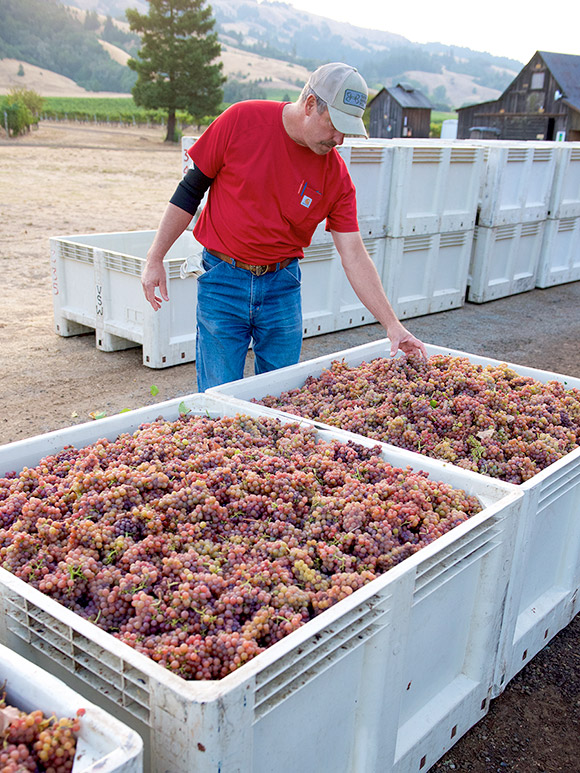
[369, 83, 434, 138]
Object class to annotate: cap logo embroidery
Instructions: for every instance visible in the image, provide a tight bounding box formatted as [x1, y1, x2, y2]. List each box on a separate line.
[343, 89, 366, 109]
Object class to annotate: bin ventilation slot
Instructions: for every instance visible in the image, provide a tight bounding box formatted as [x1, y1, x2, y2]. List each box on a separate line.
[413, 518, 501, 603]
[104, 252, 142, 277]
[440, 232, 468, 249]
[253, 592, 392, 721]
[167, 260, 185, 279]
[303, 244, 334, 261]
[520, 222, 542, 237]
[412, 148, 443, 164]
[533, 148, 553, 162]
[558, 218, 577, 233]
[537, 458, 580, 511]
[570, 148, 580, 162]
[5, 591, 151, 723]
[364, 241, 380, 259]
[495, 225, 518, 241]
[403, 235, 433, 253]
[60, 243, 95, 265]
[507, 149, 528, 162]
[351, 147, 385, 163]
[450, 149, 478, 163]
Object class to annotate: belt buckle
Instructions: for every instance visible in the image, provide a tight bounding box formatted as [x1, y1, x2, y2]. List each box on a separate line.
[250, 264, 268, 276]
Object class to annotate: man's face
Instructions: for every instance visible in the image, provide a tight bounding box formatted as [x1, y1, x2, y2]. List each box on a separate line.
[303, 98, 345, 155]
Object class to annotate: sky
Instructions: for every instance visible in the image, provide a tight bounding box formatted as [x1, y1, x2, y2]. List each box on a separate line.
[278, 0, 580, 64]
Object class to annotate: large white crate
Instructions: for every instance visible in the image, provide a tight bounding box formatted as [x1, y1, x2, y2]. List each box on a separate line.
[547, 143, 580, 219]
[535, 215, 580, 288]
[381, 229, 473, 319]
[477, 142, 557, 227]
[0, 394, 523, 773]
[0, 642, 143, 772]
[208, 340, 580, 699]
[50, 230, 200, 368]
[385, 141, 484, 237]
[467, 221, 545, 303]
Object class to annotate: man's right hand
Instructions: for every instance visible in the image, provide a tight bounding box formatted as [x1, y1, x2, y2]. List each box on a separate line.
[142, 260, 169, 310]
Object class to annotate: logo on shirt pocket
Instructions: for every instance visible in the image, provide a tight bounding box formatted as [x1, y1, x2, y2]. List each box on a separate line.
[299, 181, 321, 210]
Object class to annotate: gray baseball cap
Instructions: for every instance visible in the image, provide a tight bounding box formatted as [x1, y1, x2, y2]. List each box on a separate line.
[308, 62, 368, 137]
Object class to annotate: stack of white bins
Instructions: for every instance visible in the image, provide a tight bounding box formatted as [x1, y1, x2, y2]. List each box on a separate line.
[381, 140, 484, 319]
[468, 141, 558, 302]
[536, 143, 580, 287]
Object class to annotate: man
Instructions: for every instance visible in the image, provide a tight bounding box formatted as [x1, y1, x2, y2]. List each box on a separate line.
[142, 62, 427, 390]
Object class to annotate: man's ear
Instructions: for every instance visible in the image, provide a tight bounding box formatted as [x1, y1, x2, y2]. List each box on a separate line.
[303, 94, 317, 116]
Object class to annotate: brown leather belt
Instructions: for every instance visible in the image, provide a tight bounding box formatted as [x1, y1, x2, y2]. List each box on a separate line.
[210, 250, 295, 276]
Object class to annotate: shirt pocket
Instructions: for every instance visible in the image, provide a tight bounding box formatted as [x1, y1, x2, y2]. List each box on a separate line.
[283, 181, 326, 228]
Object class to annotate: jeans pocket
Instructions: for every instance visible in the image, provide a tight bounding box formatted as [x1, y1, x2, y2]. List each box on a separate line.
[280, 260, 302, 288]
[199, 250, 224, 280]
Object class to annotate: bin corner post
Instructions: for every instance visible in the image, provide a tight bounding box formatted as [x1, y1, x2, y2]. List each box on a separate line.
[149, 675, 255, 773]
[141, 299, 173, 369]
[350, 570, 416, 773]
[50, 237, 92, 337]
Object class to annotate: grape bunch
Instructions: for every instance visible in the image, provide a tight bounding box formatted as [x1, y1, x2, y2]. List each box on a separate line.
[0, 413, 483, 681]
[0, 691, 81, 773]
[256, 354, 580, 484]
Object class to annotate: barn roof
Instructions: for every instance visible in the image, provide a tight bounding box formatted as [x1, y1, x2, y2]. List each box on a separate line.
[539, 51, 580, 112]
[370, 83, 433, 110]
[388, 83, 433, 109]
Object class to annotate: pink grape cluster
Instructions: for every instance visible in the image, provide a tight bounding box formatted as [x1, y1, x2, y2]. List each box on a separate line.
[0, 414, 482, 681]
[0, 693, 81, 773]
[256, 355, 580, 484]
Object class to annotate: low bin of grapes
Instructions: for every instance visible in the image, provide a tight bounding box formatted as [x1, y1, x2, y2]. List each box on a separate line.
[0, 642, 143, 772]
[0, 394, 523, 773]
[208, 341, 580, 698]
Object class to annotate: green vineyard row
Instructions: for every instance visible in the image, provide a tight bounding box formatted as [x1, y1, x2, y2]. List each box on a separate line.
[39, 96, 194, 125]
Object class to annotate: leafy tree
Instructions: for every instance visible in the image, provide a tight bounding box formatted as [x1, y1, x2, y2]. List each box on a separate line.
[1, 95, 33, 137]
[9, 87, 44, 118]
[126, 0, 225, 142]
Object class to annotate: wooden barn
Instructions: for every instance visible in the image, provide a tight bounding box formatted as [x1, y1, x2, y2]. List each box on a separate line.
[457, 51, 580, 141]
[368, 83, 433, 139]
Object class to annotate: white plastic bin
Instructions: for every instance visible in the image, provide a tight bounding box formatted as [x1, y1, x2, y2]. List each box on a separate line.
[467, 221, 545, 303]
[0, 642, 143, 772]
[381, 230, 473, 319]
[50, 230, 200, 368]
[385, 141, 484, 237]
[208, 340, 580, 699]
[0, 393, 523, 773]
[547, 143, 580, 219]
[535, 215, 580, 288]
[477, 142, 557, 227]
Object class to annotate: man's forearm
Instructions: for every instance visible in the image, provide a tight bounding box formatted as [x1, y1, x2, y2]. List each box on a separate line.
[146, 203, 193, 264]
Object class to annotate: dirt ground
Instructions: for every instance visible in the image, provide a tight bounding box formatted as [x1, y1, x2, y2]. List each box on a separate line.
[1, 121, 579, 771]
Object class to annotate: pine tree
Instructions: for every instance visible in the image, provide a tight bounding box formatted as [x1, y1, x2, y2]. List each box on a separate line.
[126, 0, 224, 142]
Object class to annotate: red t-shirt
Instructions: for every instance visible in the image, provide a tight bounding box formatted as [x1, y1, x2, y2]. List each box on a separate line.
[187, 100, 358, 264]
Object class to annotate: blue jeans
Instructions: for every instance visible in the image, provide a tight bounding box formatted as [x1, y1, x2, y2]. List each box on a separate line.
[195, 249, 303, 391]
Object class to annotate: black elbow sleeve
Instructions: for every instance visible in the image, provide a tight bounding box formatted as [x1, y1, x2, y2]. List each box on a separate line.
[170, 166, 213, 215]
